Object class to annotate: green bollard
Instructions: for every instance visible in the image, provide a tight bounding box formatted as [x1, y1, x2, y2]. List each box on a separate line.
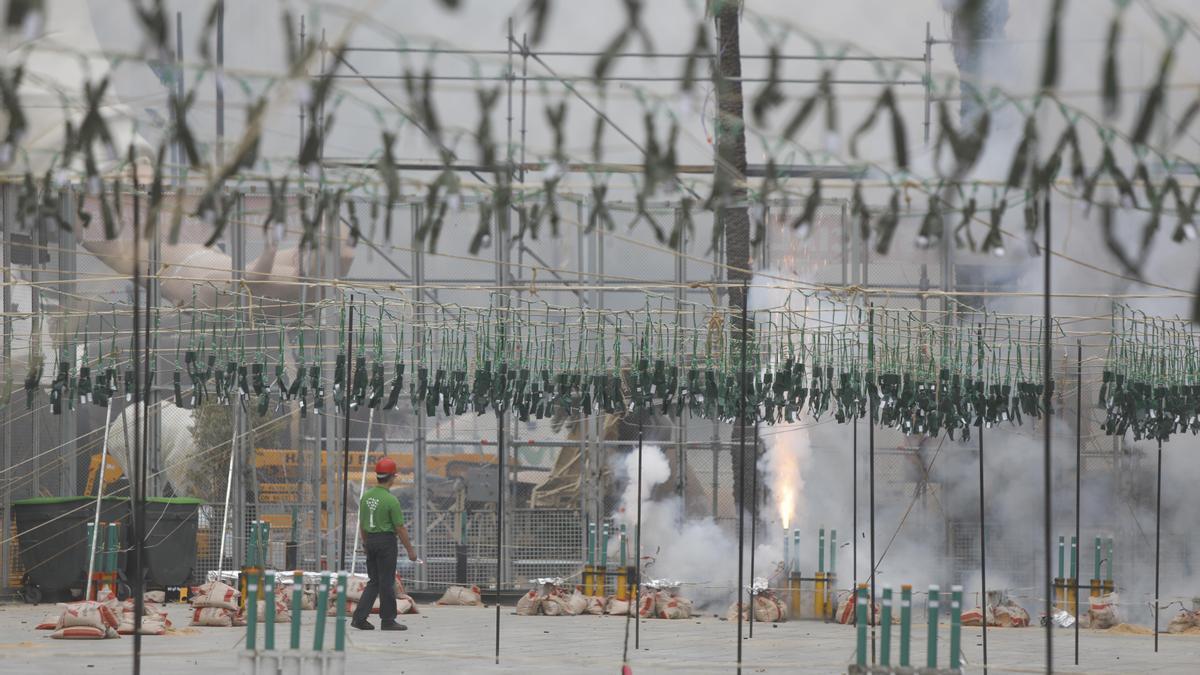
[290, 571, 303, 650]
[792, 530, 801, 574]
[855, 584, 868, 667]
[927, 585, 940, 670]
[830, 529, 837, 577]
[313, 572, 330, 652]
[587, 522, 595, 567]
[246, 575, 259, 651]
[1057, 536, 1065, 580]
[334, 572, 347, 652]
[880, 585, 893, 666]
[782, 527, 790, 578]
[899, 585, 912, 668]
[264, 572, 276, 651]
[249, 521, 260, 569]
[818, 527, 825, 573]
[600, 522, 610, 595]
[1093, 536, 1102, 581]
[949, 585, 963, 671]
[1075, 533, 1084, 581]
[106, 523, 118, 577]
[1106, 538, 1114, 582]
[619, 524, 627, 566]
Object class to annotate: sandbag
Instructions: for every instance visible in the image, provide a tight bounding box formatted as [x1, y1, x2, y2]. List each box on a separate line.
[961, 607, 991, 627]
[117, 619, 166, 636]
[35, 613, 59, 630]
[346, 576, 369, 602]
[1087, 593, 1118, 630]
[191, 607, 244, 627]
[637, 592, 657, 618]
[516, 590, 541, 616]
[835, 593, 880, 625]
[396, 594, 419, 615]
[191, 581, 240, 611]
[993, 601, 1031, 628]
[585, 595, 606, 616]
[58, 601, 120, 631]
[607, 597, 632, 616]
[437, 585, 483, 606]
[1168, 610, 1198, 634]
[256, 598, 292, 623]
[143, 591, 166, 604]
[657, 596, 693, 620]
[565, 589, 588, 616]
[541, 590, 571, 616]
[52, 625, 117, 639]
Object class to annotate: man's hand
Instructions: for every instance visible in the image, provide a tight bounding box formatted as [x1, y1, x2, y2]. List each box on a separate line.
[407, 548, 418, 562]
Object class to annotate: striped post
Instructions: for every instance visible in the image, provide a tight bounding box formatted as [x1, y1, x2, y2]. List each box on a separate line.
[1105, 537, 1114, 591]
[617, 525, 628, 600]
[264, 572, 276, 651]
[879, 585, 893, 666]
[927, 585, 940, 670]
[949, 585, 963, 671]
[782, 528, 789, 579]
[106, 523, 118, 583]
[600, 522, 610, 596]
[830, 529, 837, 574]
[85, 523, 96, 598]
[818, 527, 826, 573]
[1069, 536, 1078, 614]
[855, 584, 868, 667]
[246, 575, 259, 651]
[586, 522, 595, 595]
[792, 530, 800, 574]
[313, 572, 330, 652]
[334, 572, 347, 652]
[899, 585, 912, 668]
[290, 571, 303, 650]
[829, 529, 837, 618]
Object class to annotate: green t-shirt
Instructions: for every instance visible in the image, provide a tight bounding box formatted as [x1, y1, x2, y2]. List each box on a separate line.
[359, 485, 405, 534]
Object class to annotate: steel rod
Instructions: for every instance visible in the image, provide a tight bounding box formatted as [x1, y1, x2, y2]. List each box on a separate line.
[635, 420, 643, 650]
[978, 327, 988, 675]
[338, 301, 354, 571]
[736, 283, 749, 672]
[84, 398, 114, 600]
[131, 152, 144, 674]
[495, 409, 505, 664]
[869, 306, 876, 664]
[1154, 437, 1163, 652]
[342, 45, 925, 61]
[749, 421, 759, 639]
[325, 73, 925, 85]
[1042, 194, 1054, 674]
[1080, 338, 1089, 658]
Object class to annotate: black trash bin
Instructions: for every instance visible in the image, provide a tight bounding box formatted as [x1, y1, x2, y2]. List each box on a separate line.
[134, 497, 202, 588]
[12, 496, 130, 603]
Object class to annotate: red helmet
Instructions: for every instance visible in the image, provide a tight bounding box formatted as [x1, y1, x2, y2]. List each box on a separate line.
[374, 457, 397, 476]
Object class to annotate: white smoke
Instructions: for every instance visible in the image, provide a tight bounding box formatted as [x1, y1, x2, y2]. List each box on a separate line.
[610, 445, 744, 609]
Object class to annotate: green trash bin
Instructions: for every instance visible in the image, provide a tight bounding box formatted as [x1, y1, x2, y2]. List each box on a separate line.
[12, 496, 130, 604]
[134, 497, 203, 588]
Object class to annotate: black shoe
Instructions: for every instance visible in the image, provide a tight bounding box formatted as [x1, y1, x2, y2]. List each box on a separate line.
[380, 622, 408, 631]
[351, 619, 375, 630]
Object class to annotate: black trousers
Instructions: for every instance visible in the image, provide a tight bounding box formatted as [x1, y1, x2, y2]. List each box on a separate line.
[353, 532, 398, 624]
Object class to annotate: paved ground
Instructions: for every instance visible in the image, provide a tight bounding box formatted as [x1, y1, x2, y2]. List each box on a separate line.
[0, 601, 1197, 673]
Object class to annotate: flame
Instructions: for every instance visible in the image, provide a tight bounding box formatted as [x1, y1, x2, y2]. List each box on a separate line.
[779, 490, 794, 531]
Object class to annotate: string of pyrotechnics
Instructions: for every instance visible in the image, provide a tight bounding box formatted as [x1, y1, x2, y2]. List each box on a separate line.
[1, 1, 1197, 285]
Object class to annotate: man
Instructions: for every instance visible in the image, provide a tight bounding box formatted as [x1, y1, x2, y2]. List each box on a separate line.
[352, 457, 416, 631]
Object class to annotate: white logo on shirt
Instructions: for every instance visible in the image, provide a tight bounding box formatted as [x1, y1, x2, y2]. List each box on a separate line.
[366, 497, 380, 528]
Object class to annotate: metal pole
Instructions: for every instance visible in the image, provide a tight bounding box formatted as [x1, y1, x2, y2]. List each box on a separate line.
[85, 399, 114, 600]
[852, 416, 858, 595]
[978, 326, 988, 675]
[635, 420, 643, 650]
[495, 410, 505, 664]
[131, 154, 144, 674]
[923, 22, 933, 145]
[1042, 194, 1054, 674]
[349, 406, 375, 572]
[736, 284, 748, 673]
[1154, 437, 1163, 652]
[1080, 338, 1089, 658]
[338, 301, 354, 571]
[749, 421, 759, 639]
[215, 0, 224, 165]
[866, 304, 876, 663]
